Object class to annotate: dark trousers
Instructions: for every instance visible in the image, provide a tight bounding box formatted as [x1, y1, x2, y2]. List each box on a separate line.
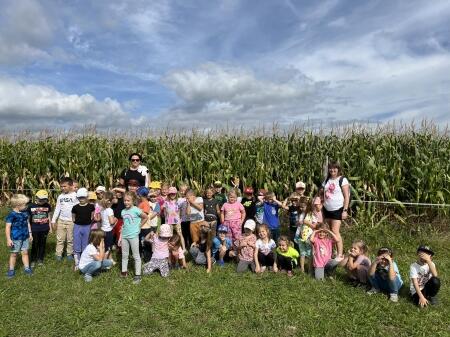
[181, 221, 191, 248]
[139, 228, 153, 263]
[277, 254, 295, 271]
[258, 251, 275, 267]
[412, 277, 440, 304]
[31, 231, 49, 262]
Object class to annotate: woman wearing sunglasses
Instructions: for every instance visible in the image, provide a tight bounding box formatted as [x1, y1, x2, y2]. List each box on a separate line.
[119, 153, 150, 189]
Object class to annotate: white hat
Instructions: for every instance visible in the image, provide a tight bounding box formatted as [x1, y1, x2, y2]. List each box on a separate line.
[76, 188, 88, 198]
[243, 219, 256, 232]
[95, 186, 106, 193]
[295, 181, 306, 189]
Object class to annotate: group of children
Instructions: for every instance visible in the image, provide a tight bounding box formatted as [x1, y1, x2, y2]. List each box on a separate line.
[4, 178, 441, 307]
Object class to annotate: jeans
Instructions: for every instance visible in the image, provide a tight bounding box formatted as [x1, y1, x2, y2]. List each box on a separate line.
[369, 272, 403, 294]
[80, 260, 113, 276]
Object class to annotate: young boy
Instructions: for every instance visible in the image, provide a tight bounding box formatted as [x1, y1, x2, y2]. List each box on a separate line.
[262, 191, 284, 242]
[213, 181, 227, 207]
[240, 186, 256, 224]
[28, 190, 52, 266]
[51, 177, 78, 261]
[410, 245, 440, 307]
[212, 225, 234, 266]
[5, 194, 33, 278]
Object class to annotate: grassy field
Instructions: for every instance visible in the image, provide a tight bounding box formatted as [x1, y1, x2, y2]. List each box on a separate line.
[0, 207, 449, 337]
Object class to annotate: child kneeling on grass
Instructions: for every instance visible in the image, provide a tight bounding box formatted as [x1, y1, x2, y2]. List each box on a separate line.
[143, 224, 173, 278]
[310, 224, 340, 280]
[275, 236, 299, 277]
[367, 247, 403, 302]
[410, 245, 440, 307]
[189, 222, 213, 273]
[235, 220, 257, 273]
[168, 233, 187, 269]
[79, 229, 113, 282]
[339, 239, 371, 286]
[212, 225, 234, 267]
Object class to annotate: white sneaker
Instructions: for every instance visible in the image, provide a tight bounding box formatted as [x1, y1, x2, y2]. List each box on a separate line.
[260, 266, 267, 273]
[367, 287, 379, 295]
[389, 293, 399, 302]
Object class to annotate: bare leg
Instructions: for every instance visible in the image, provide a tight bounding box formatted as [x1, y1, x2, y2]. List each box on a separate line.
[330, 219, 343, 257]
[21, 251, 30, 268]
[9, 253, 17, 270]
[300, 256, 305, 273]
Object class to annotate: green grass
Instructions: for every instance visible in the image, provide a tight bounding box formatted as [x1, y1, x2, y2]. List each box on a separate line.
[0, 208, 449, 337]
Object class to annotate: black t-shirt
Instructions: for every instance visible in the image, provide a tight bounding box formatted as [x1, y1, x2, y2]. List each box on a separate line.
[72, 204, 95, 225]
[204, 198, 219, 221]
[241, 197, 256, 220]
[112, 197, 125, 219]
[27, 202, 52, 232]
[120, 168, 146, 188]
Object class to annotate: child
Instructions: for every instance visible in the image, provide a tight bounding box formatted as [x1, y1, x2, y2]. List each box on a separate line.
[410, 245, 440, 307]
[340, 240, 371, 285]
[27, 190, 52, 266]
[186, 189, 205, 245]
[255, 224, 277, 273]
[143, 224, 173, 277]
[294, 202, 316, 273]
[213, 181, 227, 207]
[93, 186, 106, 228]
[310, 224, 340, 280]
[235, 219, 257, 273]
[262, 191, 284, 242]
[189, 223, 213, 273]
[177, 184, 191, 248]
[159, 182, 169, 223]
[283, 193, 301, 243]
[212, 225, 234, 266]
[137, 186, 152, 262]
[368, 247, 403, 302]
[148, 189, 161, 229]
[72, 188, 95, 270]
[164, 187, 186, 252]
[51, 177, 78, 261]
[168, 233, 187, 269]
[255, 189, 266, 225]
[220, 190, 246, 242]
[311, 196, 323, 225]
[203, 187, 220, 236]
[241, 186, 257, 223]
[119, 192, 148, 284]
[275, 236, 299, 277]
[111, 186, 125, 248]
[5, 194, 33, 278]
[99, 191, 117, 261]
[79, 229, 113, 282]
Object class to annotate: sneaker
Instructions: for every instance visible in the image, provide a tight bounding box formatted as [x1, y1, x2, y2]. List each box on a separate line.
[367, 287, 380, 295]
[218, 260, 225, 267]
[133, 276, 141, 284]
[73, 265, 79, 272]
[120, 271, 128, 278]
[260, 266, 267, 273]
[24, 267, 33, 275]
[37, 260, 44, 266]
[31, 262, 36, 268]
[66, 255, 74, 261]
[84, 274, 93, 283]
[287, 270, 293, 277]
[6, 269, 15, 279]
[334, 255, 344, 263]
[55, 255, 63, 262]
[429, 296, 439, 305]
[389, 293, 399, 302]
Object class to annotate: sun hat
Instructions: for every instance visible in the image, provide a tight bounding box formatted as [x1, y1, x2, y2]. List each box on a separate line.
[168, 187, 178, 194]
[243, 219, 256, 232]
[417, 245, 434, 256]
[149, 181, 162, 189]
[35, 190, 49, 199]
[243, 186, 254, 194]
[137, 186, 149, 197]
[295, 181, 306, 189]
[217, 225, 229, 233]
[76, 188, 88, 198]
[95, 186, 106, 193]
[88, 191, 97, 200]
[159, 224, 173, 238]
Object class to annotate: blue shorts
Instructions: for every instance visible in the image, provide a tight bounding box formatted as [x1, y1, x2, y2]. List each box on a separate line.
[298, 241, 312, 257]
[11, 238, 30, 253]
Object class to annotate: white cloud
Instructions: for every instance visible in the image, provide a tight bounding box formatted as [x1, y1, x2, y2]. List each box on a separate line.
[0, 77, 141, 130]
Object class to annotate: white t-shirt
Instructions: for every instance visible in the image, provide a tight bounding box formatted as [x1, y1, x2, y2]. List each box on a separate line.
[256, 239, 276, 255]
[409, 261, 435, 295]
[79, 244, 98, 270]
[100, 208, 114, 232]
[188, 197, 204, 222]
[322, 176, 349, 211]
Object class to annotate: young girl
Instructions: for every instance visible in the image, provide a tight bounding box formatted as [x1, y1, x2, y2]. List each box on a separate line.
[119, 192, 148, 284]
[220, 190, 246, 242]
[168, 233, 187, 269]
[143, 224, 173, 277]
[137, 186, 152, 263]
[189, 223, 213, 273]
[99, 192, 117, 261]
[164, 187, 186, 252]
[235, 219, 257, 273]
[79, 229, 113, 282]
[310, 224, 340, 280]
[339, 240, 371, 286]
[212, 225, 234, 266]
[368, 247, 403, 302]
[203, 187, 220, 236]
[255, 224, 277, 273]
[294, 201, 316, 273]
[275, 236, 299, 277]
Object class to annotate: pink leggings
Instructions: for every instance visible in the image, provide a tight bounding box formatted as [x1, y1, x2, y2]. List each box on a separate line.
[224, 219, 242, 242]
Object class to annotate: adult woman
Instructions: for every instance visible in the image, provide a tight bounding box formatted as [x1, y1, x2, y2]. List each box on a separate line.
[119, 153, 150, 189]
[322, 160, 350, 260]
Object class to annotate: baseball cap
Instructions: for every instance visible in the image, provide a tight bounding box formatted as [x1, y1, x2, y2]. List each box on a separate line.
[76, 188, 88, 198]
[417, 245, 434, 256]
[244, 186, 254, 194]
[217, 225, 229, 233]
[95, 186, 106, 193]
[295, 181, 306, 189]
[213, 181, 222, 187]
[243, 219, 256, 231]
[137, 186, 149, 197]
[35, 190, 49, 199]
[168, 187, 178, 194]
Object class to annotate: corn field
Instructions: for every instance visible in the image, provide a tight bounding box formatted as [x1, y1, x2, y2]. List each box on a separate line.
[1, 125, 450, 215]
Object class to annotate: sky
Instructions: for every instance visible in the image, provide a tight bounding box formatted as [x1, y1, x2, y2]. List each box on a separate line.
[0, 0, 449, 131]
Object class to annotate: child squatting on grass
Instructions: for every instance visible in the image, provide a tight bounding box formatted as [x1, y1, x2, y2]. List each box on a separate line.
[5, 194, 33, 278]
[255, 224, 277, 273]
[275, 235, 299, 277]
[143, 224, 173, 277]
[235, 219, 257, 273]
[79, 229, 113, 282]
[310, 223, 340, 280]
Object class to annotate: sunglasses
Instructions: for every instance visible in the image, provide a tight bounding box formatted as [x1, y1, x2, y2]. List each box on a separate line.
[130, 158, 140, 162]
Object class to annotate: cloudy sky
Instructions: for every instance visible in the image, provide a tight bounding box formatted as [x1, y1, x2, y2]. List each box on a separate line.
[0, 0, 449, 131]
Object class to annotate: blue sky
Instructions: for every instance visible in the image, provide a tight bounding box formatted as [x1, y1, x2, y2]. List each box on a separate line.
[0, 0, 449, 130]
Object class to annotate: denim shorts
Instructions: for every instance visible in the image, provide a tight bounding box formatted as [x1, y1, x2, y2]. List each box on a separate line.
[298, 241, 312, 257]
[11, 238, 30, 253]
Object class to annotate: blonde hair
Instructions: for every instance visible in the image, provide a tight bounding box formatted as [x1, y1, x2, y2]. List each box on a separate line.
[10, 194, 29, 208]
[257, 224, 271, 239]
[352, 239, 368, 254]
[100, 191, 114, 208]
[89, 229, 105, 247]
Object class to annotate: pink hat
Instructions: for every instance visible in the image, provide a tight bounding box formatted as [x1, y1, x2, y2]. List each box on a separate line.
[159, 224, 173, 238]
[295, 181, 306, 189]
[168, 187, 178, 194]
